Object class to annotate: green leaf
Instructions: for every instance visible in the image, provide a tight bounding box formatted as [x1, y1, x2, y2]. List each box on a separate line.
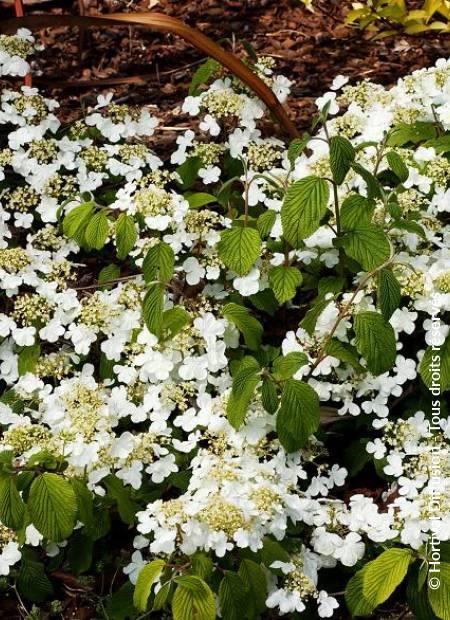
[276, 379, 320, 452]
[329, 136, 355, 184]
[257, 210, 276, 239]
[345, 568, 374, 617]
[133, 559, 166, 612]
[420, 334, 450, 393]
[354, 311, 397, 375]
[85, 211, 109, 250]
[269, 265, 302, 304]
[219, 571, 248, 620]
[104, 474, 137, 525]
[189, 58, 220, 95]
[386, 151, 409, 182]
[300, 298, 333, 335]
[223, 303, 263, 350]
[249, 289, 279, 316]
[326, 338, 364, 373]
[98, 264, 120, 286]
[28, 473, 77, 542]
[18, 343, 40, 376]
[190, 553, 214, 581]
[70, 478, 93, 527]
[115, 213, 137, 260]
[67, 531, 93, 575]
[340, 194, 375, 230]
[172, 576, 215, 620]
[407, 574, 437, 620]
[272, 352, 308, 380]
[428, 562, 450, 620]
[281, 176, 330, 246]
[0, 474, 25, 529]
[377, 268, 401, 320]
[162, 307, 191, 339]
[351, 162, 382, 199]
[336, 226, 390, 270]
[62, 202, 94, 238]
[218, 227, 261, 276]
[105, 581, 137, 620]
[142, 283, 164, 336]
[288, 135, 310, 167]
[185, 192, 216, 208]
[176, 157, 202, 189]
[142, 241, 175, 284]
[261, 377, 279, 414]
[388, 121, 437, 147]
[259, 538, 290, 566]
[363, 548, 412, 610]
[17, 549, 53, 603]
[227, 357, 260, 429]
[238, 560, 267, 616]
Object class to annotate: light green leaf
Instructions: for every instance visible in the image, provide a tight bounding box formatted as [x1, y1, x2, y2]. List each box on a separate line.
[28, 473, 77, 542]
[142, 283, 165, 336]
[142, 241, 175, 284]
[115, 213, 137, 260]
[185, 192, 216, 208]
[172, 576, 215, 620]
[257, 210, 276, 239]
[281, 176, 330, 246]
[329, 136, 355, 184]
[377, 268, 401, 320]
[223, 303, 263, 350]
[287, 135, 310, 167]
[354, 311, 397, 375]
[326, 338, 364, 373]
[189, 58, 220, 95]
[98, 264, 120, 286]
[351, 162, 382, 199]
[420, 334, 450, 393]
[336, 226, 390, 270]
[18, 343, 40, 376]
[133, 559, 166, 612]
[269, 265, 302, 304]
[219, 571, 248, 620]
[85, 211, 109, 250]
[62, 202, 94, 238]
[276, 379, 320, 452]
[428, 562, 450, 620]
[218, 227, 261, 276]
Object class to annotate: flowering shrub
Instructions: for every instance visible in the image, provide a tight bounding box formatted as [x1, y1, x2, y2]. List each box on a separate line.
[0, 26, 449, 619]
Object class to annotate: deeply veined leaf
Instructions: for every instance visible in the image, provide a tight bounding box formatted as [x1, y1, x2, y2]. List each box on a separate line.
[223, 303, 263, 350]
[326, 338, 364, 373]
[238, 559, 267, 616]
[287, 134, 311, 167]
[62, 202, 94, 238]
[420, 334, 450, 392]
[269, 265, 302, 304]
[428, 562, 450, 620]
[276, 379, 320, 452]
[172, 575, 215, 620]
[162, 307, 191, 339]
[362, 548, 413, 611]
[354, 311, 397, 374]
[28, 473, 77, 542]
[218, 571, 248, 620]
[261, 377, 279, 414]
[227, 356, 260, 429]
[115, 213, 137, 260]
[218, 227, 261, 276]
[340, 194, 375, 230]
[377, 268, 401, 320]
[336, 226, 390, 270]
[329, 135, 355, 184]
[272, 352, 308, 380]
[17, 550, 53, 603]
[142, 283, 164, 336]
[142, 241, 175, 283]
[0, 474, 25, 529]
[133, 559, 166, 612]
[281, 176, 330, 246]
[257, 210, 276, 239]
[386, 150, 409, 182]
[85, 211, 109, 250]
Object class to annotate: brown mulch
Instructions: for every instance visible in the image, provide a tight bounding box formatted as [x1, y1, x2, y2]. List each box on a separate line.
[1, 0, 450, 134]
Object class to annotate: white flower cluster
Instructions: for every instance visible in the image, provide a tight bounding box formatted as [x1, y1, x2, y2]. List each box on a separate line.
[0, 32, 449, 618]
